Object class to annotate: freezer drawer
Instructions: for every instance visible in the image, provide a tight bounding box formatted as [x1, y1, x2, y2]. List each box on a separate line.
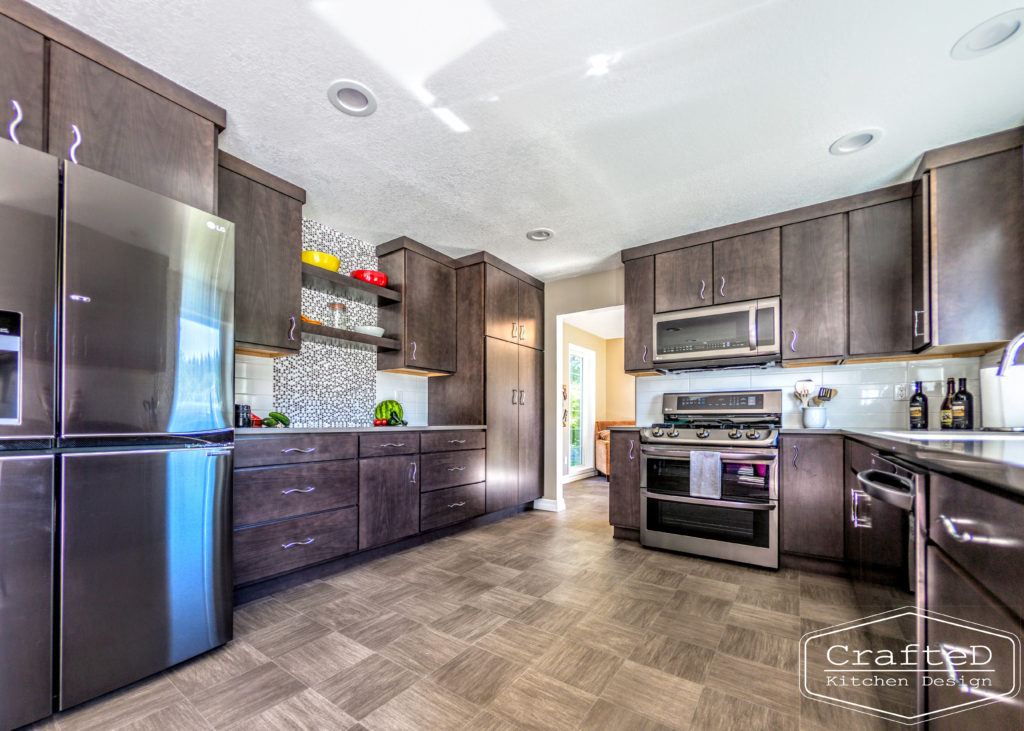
[59, 448, 232, 710]
[61, 163, 234, 437]
[0, 140, 58, 441]
[0, 455, 54, 730]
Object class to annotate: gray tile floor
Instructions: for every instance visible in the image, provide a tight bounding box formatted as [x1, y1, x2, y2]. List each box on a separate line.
[33, 478, 908, 730]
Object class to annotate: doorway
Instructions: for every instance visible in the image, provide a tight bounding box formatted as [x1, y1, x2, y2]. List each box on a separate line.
[566, 344, 595, 476]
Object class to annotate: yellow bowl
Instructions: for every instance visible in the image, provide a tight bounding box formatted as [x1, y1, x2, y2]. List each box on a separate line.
[301, 251, 340, 272]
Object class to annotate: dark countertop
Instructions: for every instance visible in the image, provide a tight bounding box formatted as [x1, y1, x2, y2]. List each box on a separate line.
[236, 425, 485, 435]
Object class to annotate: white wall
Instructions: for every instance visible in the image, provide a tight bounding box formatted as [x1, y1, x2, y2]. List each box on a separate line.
[635, 356, 982, 429]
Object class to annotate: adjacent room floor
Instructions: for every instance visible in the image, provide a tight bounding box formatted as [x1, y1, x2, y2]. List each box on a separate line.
[35, 478, 902, 731]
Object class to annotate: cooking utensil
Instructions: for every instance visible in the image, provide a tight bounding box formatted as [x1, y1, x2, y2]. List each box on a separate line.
[300, 314, 323, 326]
[794, 379, 815, 408]
[301, 250, 341, 272]
[812, 387, 838, 407]
[351, 269, 388, 287]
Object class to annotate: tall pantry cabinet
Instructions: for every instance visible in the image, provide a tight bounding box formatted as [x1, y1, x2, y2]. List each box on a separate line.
[429, 255, 545, 511]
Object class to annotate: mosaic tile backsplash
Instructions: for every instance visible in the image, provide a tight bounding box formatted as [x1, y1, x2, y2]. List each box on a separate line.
[233, 220, 428, 427]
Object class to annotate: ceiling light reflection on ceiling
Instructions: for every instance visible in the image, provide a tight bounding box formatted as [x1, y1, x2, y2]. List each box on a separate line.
[327, 79, 377, 116]
[951, 9, 1024, 59]
[526, 228, 554, 241]
[586, 52, 622, 77]
[829, 128, 882, 155]
[432, 107, 470, 133]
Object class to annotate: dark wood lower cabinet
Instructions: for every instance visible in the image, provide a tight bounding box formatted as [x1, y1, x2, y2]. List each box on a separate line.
[486, 338, 520, 512]
[421, 483, 486, 532]
[608, 430, 641, 530]
[420, 449, 486, 492]
[359, 455, 420, 550]
[780, 435, 844, 559]
[233, 460, 358, 527]
[233, 507, 357, 585]
[518, 346, 543, 503]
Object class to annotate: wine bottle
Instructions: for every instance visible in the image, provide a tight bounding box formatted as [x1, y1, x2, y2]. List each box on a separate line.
[952, 377, 974, 430]
[909, 381, 928, 430]
[939, 377, 955, 430]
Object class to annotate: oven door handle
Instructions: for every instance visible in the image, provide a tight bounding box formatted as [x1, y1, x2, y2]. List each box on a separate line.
[640, 447, 777, 462]
[641, 490, 776, 511]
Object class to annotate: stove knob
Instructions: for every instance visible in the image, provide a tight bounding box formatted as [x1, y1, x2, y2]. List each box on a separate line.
[651, 427, 664, 437]
[746, 430, 761, 440]
[728, 428, 743, 440]
[696, 428, 711, 439]
[667, 429, 679, 438]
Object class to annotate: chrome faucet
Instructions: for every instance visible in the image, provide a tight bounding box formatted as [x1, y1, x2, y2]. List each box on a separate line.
[997, 330, 1024, 376]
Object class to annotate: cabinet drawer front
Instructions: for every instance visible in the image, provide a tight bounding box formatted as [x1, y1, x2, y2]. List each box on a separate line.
[420, 450, 486, 491]
[236, 434, 356, 467]
[233, 506, 357, 585]
[234, 460, 358, 528]
[359, 433, 419, 457]
[929, 474, 1024, 614]
[419, 430, 486, 453]
[421, 483, 485, 532]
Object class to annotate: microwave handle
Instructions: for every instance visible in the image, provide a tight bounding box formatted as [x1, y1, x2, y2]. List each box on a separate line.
[642, 490, 776, 511]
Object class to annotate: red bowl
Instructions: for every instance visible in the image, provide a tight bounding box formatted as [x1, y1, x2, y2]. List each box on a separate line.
[351, 269, 388, 287]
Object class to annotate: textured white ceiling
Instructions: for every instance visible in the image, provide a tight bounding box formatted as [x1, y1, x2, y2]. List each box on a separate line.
[28, 1, 1024, 281]
[563, 306, 625, 340]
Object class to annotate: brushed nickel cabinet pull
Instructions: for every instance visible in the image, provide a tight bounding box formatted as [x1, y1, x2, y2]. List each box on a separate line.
[288, 316, 297, 341]
[699, 279, 706, 301]
[720, 276, 726, 297]
[789, 330, 798, 353]
[511, 322, 518, 338]
[628, 439, 635, 460]
[447, 466, 466, 471]
[282, 486, 316, 494]
[512, 389, 517, 405]
[69, 123, 82, 164]
[519, 325, 526, 341]
[282, 447, 316, 454]
[411, 341, 417, 360]
[792, 444, 799, 468]
[409, 462, 417, 483]
[448, 501, 466, 508]
[380, 442, 406, 448]
[448, 439, 467, 444]
[642, 344, 648, 363]
[519, 390, 525, 405]
[8, 99, 22, 144]
[281, 538, 315, 549]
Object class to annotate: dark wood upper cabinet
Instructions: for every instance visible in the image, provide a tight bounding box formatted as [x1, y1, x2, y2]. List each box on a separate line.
[358, 455, 420, 550]
[713, 228, 780, 304]
[780, 435, 844, 559]
[517, 280, 544, 350]
[485, 337, 519, 512]
[218, 157, 303, 356]
[517, 345, 543, 503]
[927, 147, 1024, 349]
[608, 430, 641, 530]
[654, 243, 713, 312]
[624, 256, 655, 372]
[781, 214, 847, 361]
[48, 44, 216, 212]
[911, 175, 931, 351]
[378, 243, 456, 375]
[485, 266, 520, 343]
[848, 199, 913, 356]
[0, 14, 45, 150]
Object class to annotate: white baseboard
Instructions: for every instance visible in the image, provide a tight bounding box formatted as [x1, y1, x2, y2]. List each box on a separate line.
[562, 469, 598, 484]
[532, 498, 566, 512]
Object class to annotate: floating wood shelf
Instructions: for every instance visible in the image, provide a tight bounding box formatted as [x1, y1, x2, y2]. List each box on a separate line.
[299, 322, 400, 352]
[300, 263, 402, 306]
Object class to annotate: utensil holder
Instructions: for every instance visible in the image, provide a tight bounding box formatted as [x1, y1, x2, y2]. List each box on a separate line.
[802, 406, 828, 428]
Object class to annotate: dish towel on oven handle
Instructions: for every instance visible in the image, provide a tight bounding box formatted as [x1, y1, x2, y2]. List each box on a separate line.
[689, 451, 722, 499]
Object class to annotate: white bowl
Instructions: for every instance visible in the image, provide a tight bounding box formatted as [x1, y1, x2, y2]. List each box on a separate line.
[353, 325, 385, 337]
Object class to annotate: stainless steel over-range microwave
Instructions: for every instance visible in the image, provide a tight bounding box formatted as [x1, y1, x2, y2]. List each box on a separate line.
[653, 297, 781, 365]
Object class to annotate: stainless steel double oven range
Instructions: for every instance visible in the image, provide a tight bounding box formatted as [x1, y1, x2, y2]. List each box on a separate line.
[640, 390, 782, 569]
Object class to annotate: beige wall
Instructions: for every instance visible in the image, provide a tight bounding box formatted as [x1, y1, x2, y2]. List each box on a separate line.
[604, 338, 635, 421]
[562, 323, 608, 420]
[542, 267, 626, 507]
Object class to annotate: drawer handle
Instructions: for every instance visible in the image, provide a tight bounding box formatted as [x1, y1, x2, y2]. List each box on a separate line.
[938, 514, 1019, 547]
[281, 447, 316, 454]
[447, 466, 466, 471]
[281, 538, 315, 549]
[448, 501, 466, 508]
[448, 439, 467, 444]
[380, 442, 406, 448]
[282, 486, 316, 494]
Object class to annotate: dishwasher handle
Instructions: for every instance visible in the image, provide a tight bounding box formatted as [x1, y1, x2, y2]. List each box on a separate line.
[855, 469, 914, 512]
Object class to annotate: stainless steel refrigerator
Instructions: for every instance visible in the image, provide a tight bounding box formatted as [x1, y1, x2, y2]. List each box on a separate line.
[0, 139, 235, 728]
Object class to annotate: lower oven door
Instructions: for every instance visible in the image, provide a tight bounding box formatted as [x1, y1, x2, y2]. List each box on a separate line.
[641, 490, 779, 569]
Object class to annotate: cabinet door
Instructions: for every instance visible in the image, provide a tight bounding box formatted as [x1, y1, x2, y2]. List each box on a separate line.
[485, 337, 519, 512]
[609, 430, 640, 529]
[931, 148, 1024, 346]
[517, 345, 543, 503]
[624, 256, 655, 371]
[219, 167, 301, 354]
[358, 455, 420, 549]
[48, 45, 216, 212]
[405, 251, 456, 372]
[780, 436, 844, 559]
[654, 243, 713, 312]
[713, 229, 780, 304]
[485, 265, 520, 343]
[517, 280, 544, 350]
[0, 14, 45, 150]
[911, 176, 931, 350]
[848, 200, 912, 355]
[781, 215, 847, 360]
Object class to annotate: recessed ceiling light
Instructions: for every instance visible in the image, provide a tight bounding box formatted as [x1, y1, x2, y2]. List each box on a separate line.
[327, 79, 377, 116]
[526, 228, 554, 241]
[829, 129, 882, 155]
[951, 9, 1024, 59]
